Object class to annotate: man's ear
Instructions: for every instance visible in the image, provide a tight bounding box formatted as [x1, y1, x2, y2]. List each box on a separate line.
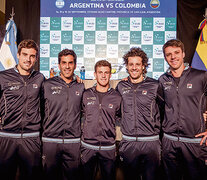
[94, 72, 97, 80]
[183, 52, 185, 59]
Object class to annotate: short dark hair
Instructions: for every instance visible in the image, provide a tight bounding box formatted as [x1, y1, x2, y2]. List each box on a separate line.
[94, 60, 111, 72]
[58, 49, 77, 64]
[163, 39, 185, 56]
[123, 47, 149, 75]
[18, 39, 39, 56]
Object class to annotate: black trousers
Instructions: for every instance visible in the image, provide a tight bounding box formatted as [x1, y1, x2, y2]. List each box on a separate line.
[0, 136, 42, 180]
[162, 136, 207, 180]
[42, 141, 81, 180]
[81, 146, 116, 180]
[119, 140, 161, 180]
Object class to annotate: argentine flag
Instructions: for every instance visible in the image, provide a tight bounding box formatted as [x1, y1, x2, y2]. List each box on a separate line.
[0, 19, 18, 71]
[191, 19, 207, 71]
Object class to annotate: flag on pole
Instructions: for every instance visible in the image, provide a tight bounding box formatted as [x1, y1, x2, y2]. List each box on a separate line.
[191, 19, 207, 71]
[0, 19, 18, 71]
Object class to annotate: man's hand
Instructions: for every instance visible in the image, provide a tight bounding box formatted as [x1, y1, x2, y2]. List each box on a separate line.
[195, 131, 207, 146]
[121, 77, 128, 81]
[203, 111, 207, 122]
[76, 75, 83, 83]
[195, 111, 207, 146]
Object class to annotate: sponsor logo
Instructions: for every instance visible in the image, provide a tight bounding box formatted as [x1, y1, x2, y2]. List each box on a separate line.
[130, 18, 142, 31]
[119, 33, 129, 43]
[87, 97, 96, 100]
[142, 90, 147, 95]
[51, 18, 61, 30]
[40, 32, 50, 43]
[87, 101, 95, 105]
[153, 46, 163, 58]
[97, 33, 106, 42]
[62, 19, 72, 29]
[108, 19, 118, 30]
[123, 90, 130, 94]
[108, 104, 113, 109]
[52, 90, 61, 94]
[165, 18, 176, 31]
[51, 32, 61, 42]
[74, 33, 83, 42]
[51, 86, 62, 95]
[8, 82, 21, 86]
[154, 18, 165, 31]
[143, 33, 153, 43]
[108, 46, 118, 56]
[50, 44, 61, 57]
[9, 85, 20, 91]
[142, 18, 153, 31]
[165, 32, 176, 42]
[85, 19, 95, 29]
[142, 45, 153, 58]
[33, 84, 38, 89]
[153, 59, 164, 72]
[51, 86, 62, 90]
[187, 84, 192, 89]
[164, 82, 172, 85]
[85, 46, 94, 56]
[40, 45, 49, 56]
[154, 32, 164, 44]
[40, 19, 50, 29]
[164, 86, 171, 90]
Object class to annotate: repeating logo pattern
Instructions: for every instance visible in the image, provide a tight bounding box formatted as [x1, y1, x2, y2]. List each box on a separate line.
[40, 17, 176, 79]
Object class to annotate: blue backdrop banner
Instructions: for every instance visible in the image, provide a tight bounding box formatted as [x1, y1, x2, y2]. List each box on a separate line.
[40, 0, 177, 79]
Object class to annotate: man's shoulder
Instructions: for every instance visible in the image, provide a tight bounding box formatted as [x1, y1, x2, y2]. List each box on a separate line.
[0, 68, 15, 75]
[0, 68, 18, 83]
[32, 71, 45, 81]
[158, 72, 168, 82]
[190, 67, 206, 75]
[83, 87, 94, 94]
[109, 88, 122, 101]
[116, 79, 130, 90]
[145, 76, 159, 84]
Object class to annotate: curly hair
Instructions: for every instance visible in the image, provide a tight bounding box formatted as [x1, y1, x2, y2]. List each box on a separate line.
[123, 47, 149, 75]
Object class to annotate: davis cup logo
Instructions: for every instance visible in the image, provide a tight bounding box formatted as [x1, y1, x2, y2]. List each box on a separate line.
[56, 0, 65, 9]
[150, 0, 160, 9]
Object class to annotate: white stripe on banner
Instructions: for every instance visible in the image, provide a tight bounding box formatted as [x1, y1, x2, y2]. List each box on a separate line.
[0, 19, 18, 71]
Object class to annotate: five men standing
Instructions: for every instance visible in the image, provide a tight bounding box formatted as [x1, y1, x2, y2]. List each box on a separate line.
[0, 38, 206, 180]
